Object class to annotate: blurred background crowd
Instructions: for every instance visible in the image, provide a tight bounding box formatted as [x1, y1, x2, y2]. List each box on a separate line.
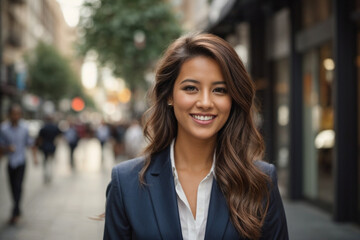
[0, 0, 360, 239]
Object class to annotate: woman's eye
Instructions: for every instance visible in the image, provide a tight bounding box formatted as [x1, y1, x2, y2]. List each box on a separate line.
[213, 87, 228, 94]
[183, 86, 197, 92]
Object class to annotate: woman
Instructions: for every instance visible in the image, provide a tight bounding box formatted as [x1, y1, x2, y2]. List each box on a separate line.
[104, 33, 288, 240]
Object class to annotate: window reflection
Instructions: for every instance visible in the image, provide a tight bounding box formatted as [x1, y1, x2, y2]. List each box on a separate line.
[302, 43, 334, 207]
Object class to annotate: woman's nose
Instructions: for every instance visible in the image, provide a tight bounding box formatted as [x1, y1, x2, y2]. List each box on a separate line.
[196, 92, 213, 109]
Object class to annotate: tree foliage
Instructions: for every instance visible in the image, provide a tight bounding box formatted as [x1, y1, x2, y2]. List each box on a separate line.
[26, 42, 85, 103]
[78, 0, 182, 88]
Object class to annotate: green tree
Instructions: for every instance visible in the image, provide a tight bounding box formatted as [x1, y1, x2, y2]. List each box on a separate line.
[26, 42, 87, 105]
[78, 0, 182, 89]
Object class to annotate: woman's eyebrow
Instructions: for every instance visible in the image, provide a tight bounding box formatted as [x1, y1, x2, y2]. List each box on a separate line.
[180, 79, 199, 85]
[180, 79, 226, 85]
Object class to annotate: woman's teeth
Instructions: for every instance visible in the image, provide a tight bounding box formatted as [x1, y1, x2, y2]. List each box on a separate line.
[192, 115, 215, 121]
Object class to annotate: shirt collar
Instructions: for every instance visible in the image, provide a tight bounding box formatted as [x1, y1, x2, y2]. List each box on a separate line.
[170, 139, 216, 180]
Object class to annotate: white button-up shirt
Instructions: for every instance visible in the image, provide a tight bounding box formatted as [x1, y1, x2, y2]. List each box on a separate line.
[170, 140, 215, 240]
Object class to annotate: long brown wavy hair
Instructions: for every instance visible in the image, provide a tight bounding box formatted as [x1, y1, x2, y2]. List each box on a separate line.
[140, 33, 270, 239]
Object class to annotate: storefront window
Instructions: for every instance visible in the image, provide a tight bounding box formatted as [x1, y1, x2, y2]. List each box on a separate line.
[302, 42, 334, 206]
[266, 8, 290, 197]
[302, 0, 332, 29]
[274, 58, 290, 197]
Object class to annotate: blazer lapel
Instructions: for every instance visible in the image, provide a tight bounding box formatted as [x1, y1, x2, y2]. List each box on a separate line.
[146, 147, 183, 240]
[204, 179, 230, 240]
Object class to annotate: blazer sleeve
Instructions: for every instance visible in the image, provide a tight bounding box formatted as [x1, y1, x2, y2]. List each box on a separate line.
[103, 167, 132, 240]
[260, 164, 289, 240]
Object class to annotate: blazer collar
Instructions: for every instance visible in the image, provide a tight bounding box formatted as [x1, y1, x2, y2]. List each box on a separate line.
[145, 146, 183, 239]
[145, 146, 230, 240]
[204, 179, 230, 239]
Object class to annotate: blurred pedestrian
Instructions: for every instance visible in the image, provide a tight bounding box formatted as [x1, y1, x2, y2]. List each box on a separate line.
[96, 120, 111, 162]
[64, 120, 79, 169]
[104, 34, 288, 239]
[84, 122, 94, 139]
[0, 103, 37, 225]
[124, 119, 144, 159]
[111, 122, 127, 162]
[36, 115, 62, 183]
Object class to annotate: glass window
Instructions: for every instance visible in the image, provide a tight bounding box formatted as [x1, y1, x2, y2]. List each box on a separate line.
[302, 42, 335, 206]
[274, 58, 290, 197]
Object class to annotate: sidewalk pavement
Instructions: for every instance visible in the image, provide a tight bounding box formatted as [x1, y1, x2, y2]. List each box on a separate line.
[0, 138, 359, 240]
[0, 138, 111, 240]
[284, 200, 360, 240]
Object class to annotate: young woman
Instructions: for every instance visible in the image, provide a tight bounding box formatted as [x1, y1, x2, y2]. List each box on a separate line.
[104, 33, 288, 240]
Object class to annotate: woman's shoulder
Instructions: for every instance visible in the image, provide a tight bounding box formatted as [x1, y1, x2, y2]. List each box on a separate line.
[112, 157, 145, 178]
[254, 160, 275, 172]
[254, 160, 277, 183]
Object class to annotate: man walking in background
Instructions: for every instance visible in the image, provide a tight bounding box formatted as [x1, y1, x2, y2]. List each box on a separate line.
[36, 114, 62, 183]
[0, 104, 37, 225]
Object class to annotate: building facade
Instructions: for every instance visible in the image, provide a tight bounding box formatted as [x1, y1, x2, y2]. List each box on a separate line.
[0, 0, 78, 119]
[207, 0, 359, 224]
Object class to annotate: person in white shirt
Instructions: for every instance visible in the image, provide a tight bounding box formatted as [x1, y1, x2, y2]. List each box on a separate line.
[0, 104, 37, 225]
[104, 33, 288, 240]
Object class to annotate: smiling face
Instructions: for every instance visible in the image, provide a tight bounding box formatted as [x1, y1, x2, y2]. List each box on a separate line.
[170, 56, 232, 142]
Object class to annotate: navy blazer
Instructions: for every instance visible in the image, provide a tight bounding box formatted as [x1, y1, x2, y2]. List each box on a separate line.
[104, 146, 288, 240]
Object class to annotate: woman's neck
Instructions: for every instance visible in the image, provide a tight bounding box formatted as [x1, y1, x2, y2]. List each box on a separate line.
[174, 135, 215, 172]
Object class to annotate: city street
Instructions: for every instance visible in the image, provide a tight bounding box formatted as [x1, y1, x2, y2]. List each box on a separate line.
[0, 138, 112, 240]
[0, 137, 359, 240]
